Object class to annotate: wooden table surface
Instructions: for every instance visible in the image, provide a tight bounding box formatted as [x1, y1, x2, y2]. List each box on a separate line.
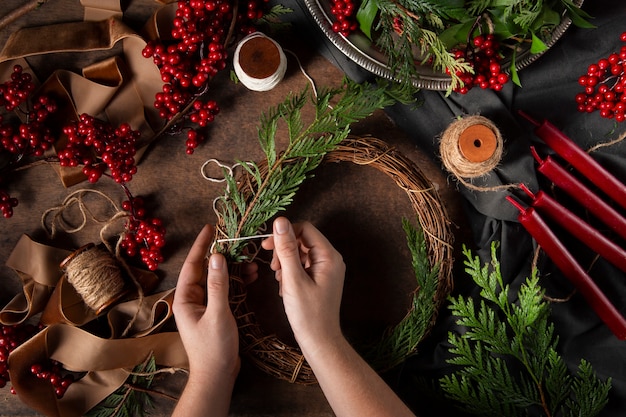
[0, 1, 466, 415]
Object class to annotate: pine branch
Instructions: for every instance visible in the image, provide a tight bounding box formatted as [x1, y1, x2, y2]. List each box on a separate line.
[440, 242, 611, 417]
[215, 77, 414, 261]
[364, 219, 440, 370]
[86, 355, 158, 417]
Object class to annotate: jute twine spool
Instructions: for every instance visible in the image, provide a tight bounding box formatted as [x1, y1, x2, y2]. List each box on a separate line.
[439, 115, 503, 180]
[60, 243, 128, 314]
[233, 32, 287, 92]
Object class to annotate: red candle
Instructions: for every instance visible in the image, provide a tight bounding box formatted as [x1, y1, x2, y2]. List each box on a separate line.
[520, 184, 626, 274]
[532, 147, 626, 241]
[520, 111, 626, 210]
[507, 196, 626, 340]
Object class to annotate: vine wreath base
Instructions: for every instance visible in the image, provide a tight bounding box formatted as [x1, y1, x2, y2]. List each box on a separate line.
[226, 136, 454, 384]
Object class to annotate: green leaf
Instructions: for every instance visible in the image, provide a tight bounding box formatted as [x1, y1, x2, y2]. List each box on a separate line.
[356, 0, 379, 40]
[562, 0, 596, 29]
[510, 48, 522, 87]
[529, 31, 547, 54]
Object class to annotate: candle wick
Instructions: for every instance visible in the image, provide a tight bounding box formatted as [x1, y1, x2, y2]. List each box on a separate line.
[506, 195, 527, 213]
[518, 110, 541, 127]
[530, 146, 544, 164]
[520, 183, 536, 199]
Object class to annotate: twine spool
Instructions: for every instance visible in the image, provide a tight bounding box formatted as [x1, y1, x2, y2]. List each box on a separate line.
[60, 243, 128, 314]
[439, 115, 503, 179]
[233, 32, 287, 92]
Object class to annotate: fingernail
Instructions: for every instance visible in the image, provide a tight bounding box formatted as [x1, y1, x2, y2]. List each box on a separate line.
[275, 217, 289, 235]
[210, 254, 223, 270]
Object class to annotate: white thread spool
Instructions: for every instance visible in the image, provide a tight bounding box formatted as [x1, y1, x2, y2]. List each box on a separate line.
[233, 32, 287, 92]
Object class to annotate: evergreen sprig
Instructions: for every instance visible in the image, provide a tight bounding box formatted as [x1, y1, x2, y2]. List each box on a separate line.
[364, 218, 440, 371]
[86, 355, 157, 417]
[357, 0, 592, 92]
[440, 243, 611, 417]
[214, 77, 414, 261]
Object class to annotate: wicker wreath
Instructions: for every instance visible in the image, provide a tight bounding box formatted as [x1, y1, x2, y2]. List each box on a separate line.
[225, 136, 454, 384]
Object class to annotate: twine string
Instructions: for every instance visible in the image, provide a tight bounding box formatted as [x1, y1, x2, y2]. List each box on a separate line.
[42, 188, 145, 336]
[63, 245, 127, 313]
[233, 32, 287, 92]
[439, 115, 519, 192]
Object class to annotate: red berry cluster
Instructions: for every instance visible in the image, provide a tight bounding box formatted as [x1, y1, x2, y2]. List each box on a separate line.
[0, 323, 41, 390]
[30, 360, 75, 398]
[143, 0, 267, 154]
[452, 34, 508, 94]
[58, 114, 140, 184]
[0, 65, 58, 218]
[0, 190, 18, 218]
[575, 32, 626, 122]
[329, 0, 357, 37]
[120, 196, 166, 271]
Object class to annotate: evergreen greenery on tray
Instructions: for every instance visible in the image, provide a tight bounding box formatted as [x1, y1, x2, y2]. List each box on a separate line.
[353, 0, 593, 92]
[440, 243, 611, 417]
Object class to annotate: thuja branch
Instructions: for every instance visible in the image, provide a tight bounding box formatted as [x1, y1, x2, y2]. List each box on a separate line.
[214, 77, 414, 261]
[440, 242, 611, 417]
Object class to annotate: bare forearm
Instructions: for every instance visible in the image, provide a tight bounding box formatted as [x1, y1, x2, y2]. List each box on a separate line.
[172, 373, 235, 417]
[301, 336, 415, 417]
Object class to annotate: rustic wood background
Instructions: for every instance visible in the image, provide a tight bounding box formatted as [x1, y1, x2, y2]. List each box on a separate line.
[0, 0, 466, 415]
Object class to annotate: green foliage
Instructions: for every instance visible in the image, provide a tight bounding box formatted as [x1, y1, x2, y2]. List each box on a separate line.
[356, 0, 592, 93]
[214, 77, 415, 261]
[86, 355, 157, 417]
[365, 219, 440, 370]
[440, 243, 611, 417]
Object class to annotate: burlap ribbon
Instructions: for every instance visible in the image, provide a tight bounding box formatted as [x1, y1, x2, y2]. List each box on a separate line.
[3, 235, 186, 416]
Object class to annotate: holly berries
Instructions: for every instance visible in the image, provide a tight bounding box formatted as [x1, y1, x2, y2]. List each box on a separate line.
[0, 323, 41, 390]
[58, 114, 140, 184]
[143, 0, 267, 153]
[329, 0, 358, 37]
[575, 32, 626, 122]
[120, 195, 166, 271]
[452, 34, 508, 94]
[30, 359, 75, 399]
[0, 65, 58, 218]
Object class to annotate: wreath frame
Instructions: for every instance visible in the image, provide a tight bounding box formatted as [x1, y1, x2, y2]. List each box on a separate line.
[224, 136, 454, 384]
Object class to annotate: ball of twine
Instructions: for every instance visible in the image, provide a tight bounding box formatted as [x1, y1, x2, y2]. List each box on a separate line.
[60, 244, 128, 314]
[233, 32, 287, 92]
[439, 115, 504, 179]
[222, 136, 454, 384]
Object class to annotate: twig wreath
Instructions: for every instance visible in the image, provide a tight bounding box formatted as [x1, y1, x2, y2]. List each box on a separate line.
[210, 78, 454, 383]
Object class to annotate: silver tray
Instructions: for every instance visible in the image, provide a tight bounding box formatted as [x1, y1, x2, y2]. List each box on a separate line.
[304, 0, 584, 90]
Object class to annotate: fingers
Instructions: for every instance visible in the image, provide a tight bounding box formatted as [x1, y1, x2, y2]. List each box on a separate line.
[206, 253, 231, 315]
[270, 217, 306, 279]
[175, 224, 214, 309]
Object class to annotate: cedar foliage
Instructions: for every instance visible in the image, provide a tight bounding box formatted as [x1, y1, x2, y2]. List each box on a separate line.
[85, 355, 157, 417]
[440, 243, 611, 417]
[214, 77, 414, 261]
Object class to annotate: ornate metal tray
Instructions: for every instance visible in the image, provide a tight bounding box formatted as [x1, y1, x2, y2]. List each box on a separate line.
[303, 0, 584, 90]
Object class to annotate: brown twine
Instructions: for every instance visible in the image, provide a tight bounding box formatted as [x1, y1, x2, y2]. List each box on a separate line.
[587, 129, 626, 153]
[439, 115, 518, 192]
[61, 244, 128, 314]
[41, 188, 145, 336]
[221, 136, 455, 384]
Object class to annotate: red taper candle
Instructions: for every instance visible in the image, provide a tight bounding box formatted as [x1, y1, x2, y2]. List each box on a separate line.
[520, 111, 626, 210]
[507, 196, 626, 340]
[531, 147, 626, 242]
[520, 184, 626, 274]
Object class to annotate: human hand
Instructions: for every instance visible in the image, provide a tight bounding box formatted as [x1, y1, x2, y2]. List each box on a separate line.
[261, 217, 346, 351]
[173, 224, 240, 383]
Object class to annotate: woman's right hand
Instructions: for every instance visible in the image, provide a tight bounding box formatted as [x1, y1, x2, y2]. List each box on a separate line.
[261, 217, 346, 351]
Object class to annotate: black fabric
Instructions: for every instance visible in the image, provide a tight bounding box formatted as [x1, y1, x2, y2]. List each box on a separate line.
[276, 0, 626, 415]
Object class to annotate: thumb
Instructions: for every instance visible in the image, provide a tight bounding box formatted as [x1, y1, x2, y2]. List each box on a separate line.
[272, 217, 305, 279]
[206, 253, 230, 313]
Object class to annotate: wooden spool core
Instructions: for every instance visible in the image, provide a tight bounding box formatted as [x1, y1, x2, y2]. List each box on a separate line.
[458, 124, 498, 163]
[237, 36, 281, 79]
